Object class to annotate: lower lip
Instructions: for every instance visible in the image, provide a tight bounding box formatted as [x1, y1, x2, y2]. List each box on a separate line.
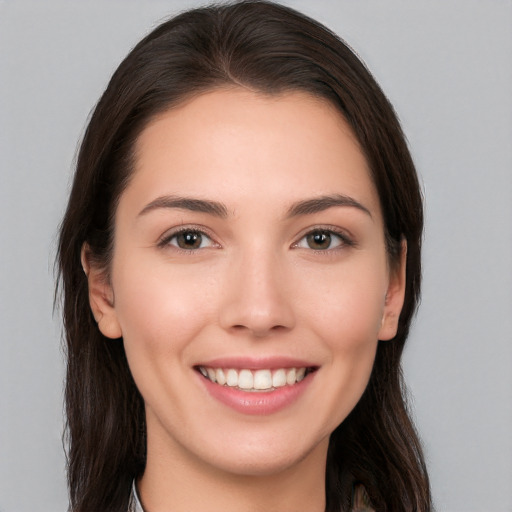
[198, 371, 315, 415]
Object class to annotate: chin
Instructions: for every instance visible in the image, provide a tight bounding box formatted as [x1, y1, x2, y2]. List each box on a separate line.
[203, 432, 330, 478]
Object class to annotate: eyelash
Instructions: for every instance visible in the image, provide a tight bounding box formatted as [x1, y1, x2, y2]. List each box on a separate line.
[157, 226, 355, 253]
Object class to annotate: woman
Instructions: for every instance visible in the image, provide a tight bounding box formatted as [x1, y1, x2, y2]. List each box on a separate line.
[57, 1, 431, 511]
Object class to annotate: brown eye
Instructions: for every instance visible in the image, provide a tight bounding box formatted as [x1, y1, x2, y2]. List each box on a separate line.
[165, 230, 214, 250]
[294, 229, 351, 251]
[306, 231, 333, 250]
[176, 231, 202, 249]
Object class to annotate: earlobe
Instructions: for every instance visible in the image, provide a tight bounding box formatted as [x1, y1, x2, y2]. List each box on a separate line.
[378, 240, 407, 341]
[81, 244, 122, 339]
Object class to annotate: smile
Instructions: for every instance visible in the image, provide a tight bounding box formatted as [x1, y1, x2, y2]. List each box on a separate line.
[197, 366, 315, 392]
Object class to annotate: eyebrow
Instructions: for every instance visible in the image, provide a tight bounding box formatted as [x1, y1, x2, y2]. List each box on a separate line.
[137, 193, 371, 220]
[138, 195, 229, 218]
[285, 194, 372, 219]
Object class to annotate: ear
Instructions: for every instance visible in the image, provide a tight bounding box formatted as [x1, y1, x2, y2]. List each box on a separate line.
[378, 240, 407, 341]
[81, 244, 122, 339]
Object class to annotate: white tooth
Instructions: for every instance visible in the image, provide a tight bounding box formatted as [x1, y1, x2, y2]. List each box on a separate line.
[199, 367, 208, 377]
[286, 368, 296, 385]
[296, 367, 306, 382]
[226, 369, 239, 387]
[206, 368, 216, 383]
[272, 368, 287, 388]
[238, 369, 254, 389]
[215, 368, 226, 385]
[254, 369, 272, 390]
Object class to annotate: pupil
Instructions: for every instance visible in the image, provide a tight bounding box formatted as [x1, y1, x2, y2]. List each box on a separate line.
[308, 231, 331, 249]
[178, 232, 201, 249]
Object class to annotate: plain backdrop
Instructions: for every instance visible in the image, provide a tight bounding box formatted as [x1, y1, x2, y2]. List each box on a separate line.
[1, 1, 511, 511]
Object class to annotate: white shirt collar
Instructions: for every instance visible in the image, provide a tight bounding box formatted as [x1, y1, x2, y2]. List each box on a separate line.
[130, 480, 144, 512]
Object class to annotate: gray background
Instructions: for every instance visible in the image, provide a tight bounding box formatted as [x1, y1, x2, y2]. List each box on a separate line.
[1, 1, 511, 511]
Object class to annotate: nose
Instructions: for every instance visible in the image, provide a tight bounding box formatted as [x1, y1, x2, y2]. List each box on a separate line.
[218, 250, 296, 337]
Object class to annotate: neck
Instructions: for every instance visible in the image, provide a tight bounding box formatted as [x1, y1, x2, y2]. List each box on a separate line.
[138, 432, 328, 512]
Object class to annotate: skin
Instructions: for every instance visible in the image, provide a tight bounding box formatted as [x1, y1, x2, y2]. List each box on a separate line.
[84, 88, 406, 512]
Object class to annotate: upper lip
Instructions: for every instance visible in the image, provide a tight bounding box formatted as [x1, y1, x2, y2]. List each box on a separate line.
[195, 356, 318, 370]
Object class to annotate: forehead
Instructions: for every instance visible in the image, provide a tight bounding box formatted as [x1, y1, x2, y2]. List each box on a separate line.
[125, 88, 380, 219]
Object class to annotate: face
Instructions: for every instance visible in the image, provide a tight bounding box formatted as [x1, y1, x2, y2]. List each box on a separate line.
[87, 88, 405, 478]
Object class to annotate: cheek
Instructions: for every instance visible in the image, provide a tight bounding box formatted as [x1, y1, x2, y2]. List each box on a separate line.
[318, 281, 382, 380]
[112, 256, 219, 359]
[296, 261, 385, 422]
[110, 258, 223, 417]
[297, 259, 387, 345]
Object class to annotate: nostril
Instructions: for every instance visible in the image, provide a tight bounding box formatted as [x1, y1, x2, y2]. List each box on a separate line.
[228, 323, 289, 336]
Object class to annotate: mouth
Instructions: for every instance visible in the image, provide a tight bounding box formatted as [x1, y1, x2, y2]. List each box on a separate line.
[195, 366, 317, 393]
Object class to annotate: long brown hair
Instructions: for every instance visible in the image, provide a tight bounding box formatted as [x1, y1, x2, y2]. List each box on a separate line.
[57, 2, 431, 510]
